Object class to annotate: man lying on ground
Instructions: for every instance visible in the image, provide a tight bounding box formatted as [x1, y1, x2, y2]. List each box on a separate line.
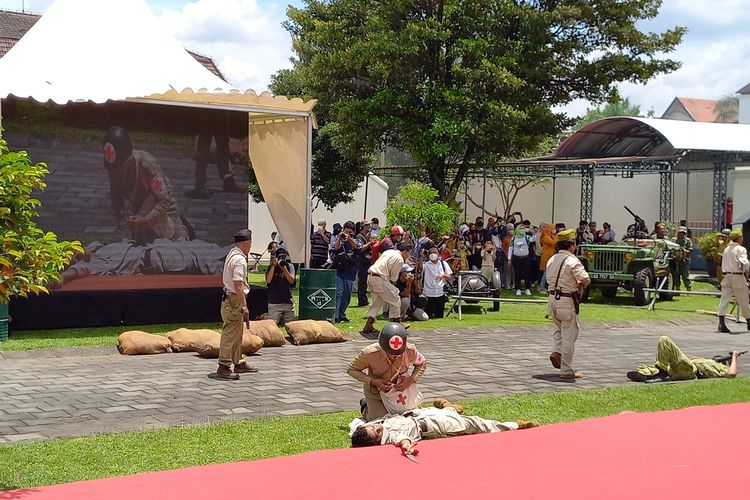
[627, 335, 741, 383]
[351, 399, 540, 451]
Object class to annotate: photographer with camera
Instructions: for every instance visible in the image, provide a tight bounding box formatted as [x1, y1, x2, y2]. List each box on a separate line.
[331, 221, 361, 323]
[265, 246, 296, 326]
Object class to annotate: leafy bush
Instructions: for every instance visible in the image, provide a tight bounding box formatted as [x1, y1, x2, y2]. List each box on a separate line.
[696, 231, 721, 261]
[0, 134, 83, 302]
[384, 182, 458, 238]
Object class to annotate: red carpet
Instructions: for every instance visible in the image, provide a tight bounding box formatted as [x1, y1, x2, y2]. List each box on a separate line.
[8, 403, 749, 500]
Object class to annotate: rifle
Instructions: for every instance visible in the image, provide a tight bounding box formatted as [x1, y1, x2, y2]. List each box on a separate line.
[712, 350, 747, 366]
[624, 205, 648, 234]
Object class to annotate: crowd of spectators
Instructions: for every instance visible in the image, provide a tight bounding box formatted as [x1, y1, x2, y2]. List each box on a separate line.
[259, 211, 694, 327]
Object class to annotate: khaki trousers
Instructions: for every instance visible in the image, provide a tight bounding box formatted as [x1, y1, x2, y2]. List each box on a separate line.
[718, 274, 750, 318]
[548, 296, 579, 375]
[654, 335, 697, 381]
[219, 293, 246, 367]
[362, 382, 388, 421]
[367, 275, 401, 319]
[419, 407, 518, 438]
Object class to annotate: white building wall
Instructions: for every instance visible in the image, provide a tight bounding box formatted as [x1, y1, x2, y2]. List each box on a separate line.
[739, 94, 750, 124]
[733, 166, 750, 225]
[248, 174, 389, 258]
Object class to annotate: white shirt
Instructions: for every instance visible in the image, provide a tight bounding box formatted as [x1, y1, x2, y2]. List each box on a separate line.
[222, 246, 249, 295]
[722, 242, 750, 273]
[422, 259, 452, 297]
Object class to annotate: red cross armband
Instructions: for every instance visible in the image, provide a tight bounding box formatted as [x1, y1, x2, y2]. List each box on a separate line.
[413, 349, 426, 366]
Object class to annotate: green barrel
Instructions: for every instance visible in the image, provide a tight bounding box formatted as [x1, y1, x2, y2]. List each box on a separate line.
[299, 269, 337, 321]
[0, 302, 8, 342]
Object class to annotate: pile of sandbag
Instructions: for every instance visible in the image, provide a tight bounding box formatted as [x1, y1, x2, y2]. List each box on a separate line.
[285, 320, 348, 345]
[116, 320, 347, 355]
[117, 328, 263, 357]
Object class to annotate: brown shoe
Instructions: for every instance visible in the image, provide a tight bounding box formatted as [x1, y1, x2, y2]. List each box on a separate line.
[432, 398, 463, 414]
[560, 371, 584, 380]
[361, 316, 377, 334]
[215, 365, 239, 380]
[234, 363, 259, 374]
[549, 352, 561, 369]
[517, 420, 541, 430]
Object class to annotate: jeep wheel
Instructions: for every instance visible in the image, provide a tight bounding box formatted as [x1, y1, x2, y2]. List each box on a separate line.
[600, 286, 618, 299]
[657, 274, 673, 301]
[633, 267, 654, 306]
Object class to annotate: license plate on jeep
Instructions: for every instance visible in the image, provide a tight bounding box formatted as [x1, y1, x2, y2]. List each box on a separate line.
[590, 272, 618, 280]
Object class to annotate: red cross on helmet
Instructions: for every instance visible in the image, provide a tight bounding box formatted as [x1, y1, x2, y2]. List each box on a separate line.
[378, 322, 407, 355]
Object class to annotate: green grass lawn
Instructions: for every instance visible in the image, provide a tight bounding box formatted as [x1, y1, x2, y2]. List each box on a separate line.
[1, 379, 748, 490]
[1, 279, 723, 351]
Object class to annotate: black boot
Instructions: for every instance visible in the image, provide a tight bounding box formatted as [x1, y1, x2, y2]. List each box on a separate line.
[718, 316, 731, 333]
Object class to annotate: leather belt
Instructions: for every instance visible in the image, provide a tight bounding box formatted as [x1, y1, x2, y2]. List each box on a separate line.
[368, 272, 383, 277]
[725, 272, 745, 275]
[549, 291, 574, 297]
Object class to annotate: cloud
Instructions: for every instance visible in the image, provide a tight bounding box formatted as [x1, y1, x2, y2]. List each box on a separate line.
[158, 0, 294, 91]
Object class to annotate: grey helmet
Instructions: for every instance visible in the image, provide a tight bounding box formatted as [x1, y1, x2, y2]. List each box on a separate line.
[378, 322, 407, 355]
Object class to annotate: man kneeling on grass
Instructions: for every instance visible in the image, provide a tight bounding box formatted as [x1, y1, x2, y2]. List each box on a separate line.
[627, 335, 741, 383]
[351, 399, 540, 451]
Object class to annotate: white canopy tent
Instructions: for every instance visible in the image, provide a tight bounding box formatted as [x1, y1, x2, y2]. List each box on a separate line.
[0, 0, 315, 263]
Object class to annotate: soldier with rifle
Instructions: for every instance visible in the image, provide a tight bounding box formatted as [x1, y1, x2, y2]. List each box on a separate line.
[627, 336, 742, 382]
[717, 229, 750, 333]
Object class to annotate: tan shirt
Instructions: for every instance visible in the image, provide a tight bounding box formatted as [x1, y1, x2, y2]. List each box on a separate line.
[722, 242, 750, 273]
[546, 250, 589, 294]
[347, 342, 427, 390]
[222, 246, 249, 295]
[368, 249, 404, 283]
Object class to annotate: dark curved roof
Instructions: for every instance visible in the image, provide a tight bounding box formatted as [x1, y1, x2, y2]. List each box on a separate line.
[556, 117, 750, 158]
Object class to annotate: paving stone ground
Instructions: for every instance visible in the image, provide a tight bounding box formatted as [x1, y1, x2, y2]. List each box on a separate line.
[1, 318, 748, 443]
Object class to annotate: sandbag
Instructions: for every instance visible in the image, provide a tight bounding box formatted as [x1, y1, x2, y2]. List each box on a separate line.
[196, 333, 263, 358]
[242, 332, 264, 354]
[166, 328, 220, 352]
[244, 319, 286, 347]
[285, 320, 348, 346]
[117, 330, 172, 355]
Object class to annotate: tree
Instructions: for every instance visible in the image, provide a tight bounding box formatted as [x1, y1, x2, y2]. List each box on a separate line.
[574, 97, 642, 130]
[284, 0, 685, 202]
[465, 177, 550, 222]
[384, 181, 458, 237]
[0, 136, 82, 302]
[263, 68, 373, 210]
[715, 95, 739, 123]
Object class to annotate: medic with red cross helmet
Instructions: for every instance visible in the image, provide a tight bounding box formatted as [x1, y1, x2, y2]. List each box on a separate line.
[347, 322, 427, 421]
[103, 126, 188, 244]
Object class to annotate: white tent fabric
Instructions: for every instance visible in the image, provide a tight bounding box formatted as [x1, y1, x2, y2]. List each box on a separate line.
[0, 0, 231, 103]
[557, 116, 750, 158]
[249, 119, 311, 263]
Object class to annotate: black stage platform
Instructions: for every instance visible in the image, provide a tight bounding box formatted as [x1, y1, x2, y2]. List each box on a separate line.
[8, 285, 269, 331]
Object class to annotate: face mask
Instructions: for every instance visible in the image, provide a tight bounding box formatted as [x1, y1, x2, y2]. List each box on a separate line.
[429, 253, 439, 262]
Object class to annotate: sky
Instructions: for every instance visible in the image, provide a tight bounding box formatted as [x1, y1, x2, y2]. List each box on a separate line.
[2, 0, 750, 120]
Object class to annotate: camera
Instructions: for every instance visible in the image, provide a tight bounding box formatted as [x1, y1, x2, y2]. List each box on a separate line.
[278, 258, 287, 267]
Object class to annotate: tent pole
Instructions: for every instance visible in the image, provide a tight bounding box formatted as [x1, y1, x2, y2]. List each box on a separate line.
[305, 115, 313, 267]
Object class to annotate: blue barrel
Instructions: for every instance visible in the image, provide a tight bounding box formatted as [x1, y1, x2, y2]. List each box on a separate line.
[299, 269, 337, 321]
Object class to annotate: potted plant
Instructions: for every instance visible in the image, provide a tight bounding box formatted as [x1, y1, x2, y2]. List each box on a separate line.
[0, 135, 82, 340]
[695, 231, 721, 278]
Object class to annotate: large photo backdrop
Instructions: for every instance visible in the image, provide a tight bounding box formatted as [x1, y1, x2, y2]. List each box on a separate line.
[3, 99, 250, 292]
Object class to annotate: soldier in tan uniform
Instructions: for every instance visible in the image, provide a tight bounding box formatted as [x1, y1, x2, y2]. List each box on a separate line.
[717, 229, 750, 333]
[103, 126, 188, 244]
[362, 242, 414, 334]
[546, 228, 590, 379]
[347, 323, 426, 421]
[212, 229, 259, 380]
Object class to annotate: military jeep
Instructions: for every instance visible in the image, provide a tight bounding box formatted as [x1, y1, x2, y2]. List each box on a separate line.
[577, 238, 683, 306]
